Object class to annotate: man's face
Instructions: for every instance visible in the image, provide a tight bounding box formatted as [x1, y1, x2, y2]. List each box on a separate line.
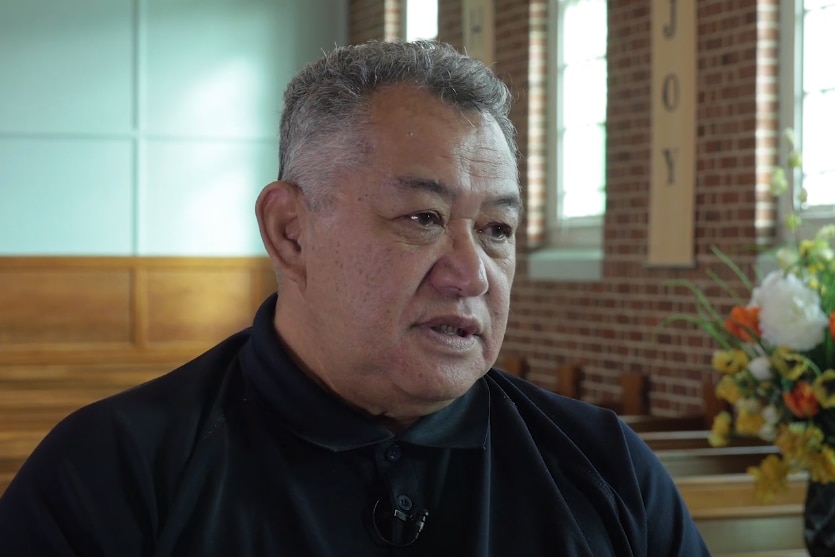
[294, 85, 520, 422]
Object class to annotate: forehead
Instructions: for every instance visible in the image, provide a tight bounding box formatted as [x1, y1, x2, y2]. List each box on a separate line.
[363, 85, 519, 189]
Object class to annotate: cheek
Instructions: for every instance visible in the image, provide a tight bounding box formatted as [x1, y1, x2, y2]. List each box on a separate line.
[328, 244, 418, 310]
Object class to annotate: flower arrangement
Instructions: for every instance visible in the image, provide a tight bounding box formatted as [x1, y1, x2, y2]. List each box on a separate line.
[664, 129, 835, 501]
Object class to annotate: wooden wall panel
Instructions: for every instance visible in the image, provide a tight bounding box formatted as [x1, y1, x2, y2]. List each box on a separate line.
[0, 268, 132, 345]
[145, 268, 255, 344]
[0, 257, 275, 365]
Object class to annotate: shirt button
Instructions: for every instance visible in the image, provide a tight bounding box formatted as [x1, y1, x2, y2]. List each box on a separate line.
[385, 444, 402, 462]
[397, 494, 413, 511]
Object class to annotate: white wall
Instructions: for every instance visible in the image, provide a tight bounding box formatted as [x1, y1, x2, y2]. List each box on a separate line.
[0, 0, 347, 255]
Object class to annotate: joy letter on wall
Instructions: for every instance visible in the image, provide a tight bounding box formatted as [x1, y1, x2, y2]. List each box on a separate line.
[648, 0, 696, 267]
[462, 0, 495, 66]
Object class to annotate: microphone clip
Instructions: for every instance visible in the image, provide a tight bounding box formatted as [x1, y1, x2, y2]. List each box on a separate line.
[371, 498, 429, 547]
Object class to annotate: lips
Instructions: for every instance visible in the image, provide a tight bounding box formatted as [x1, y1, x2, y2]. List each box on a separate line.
[423, 315, 481, 337]
[432, 324, 468, 337]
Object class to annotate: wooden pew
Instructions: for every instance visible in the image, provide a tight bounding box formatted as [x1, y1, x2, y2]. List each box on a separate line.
[621, 413, 707, 433]
[554, 366, 650, 415]
[713, 552, 808, 557]
[658, 445, 806, 554]
[640, 430, 769, 451]
[554, 362, 582, 399]
[656, 445, 779, 477]
[675, 473, 808, 555]
[496, 354, 528, 378]
[552, 364, 710, 431]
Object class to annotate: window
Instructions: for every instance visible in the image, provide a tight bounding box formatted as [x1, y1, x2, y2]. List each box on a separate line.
[547, 0, 607, 248]
[781, 0, 835, 229]
[404, 0, 438, 41]
[529, 0, 607, 280]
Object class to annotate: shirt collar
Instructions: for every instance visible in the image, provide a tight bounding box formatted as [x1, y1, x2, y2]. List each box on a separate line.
[241, 294, 489, 452]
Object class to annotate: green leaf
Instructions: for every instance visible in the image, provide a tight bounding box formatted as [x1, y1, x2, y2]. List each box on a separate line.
[711, 246, 753, 292]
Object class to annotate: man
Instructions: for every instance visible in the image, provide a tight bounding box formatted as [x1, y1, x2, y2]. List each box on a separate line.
[0, 41, 709, 555]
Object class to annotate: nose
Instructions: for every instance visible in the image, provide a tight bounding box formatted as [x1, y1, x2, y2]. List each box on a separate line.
[429, 225, 489, 298]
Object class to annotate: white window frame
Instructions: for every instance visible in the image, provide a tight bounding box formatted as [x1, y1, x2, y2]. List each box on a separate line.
[402, 0, 438, 41]
[530, 0, 607, 281]
[777, 0, 835, 241]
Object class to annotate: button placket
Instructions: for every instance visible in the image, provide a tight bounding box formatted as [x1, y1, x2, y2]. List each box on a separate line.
[371, 440, 429, 546]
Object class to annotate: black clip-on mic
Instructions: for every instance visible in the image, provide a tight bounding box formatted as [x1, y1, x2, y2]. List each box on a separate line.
[371, 498, 429, 547]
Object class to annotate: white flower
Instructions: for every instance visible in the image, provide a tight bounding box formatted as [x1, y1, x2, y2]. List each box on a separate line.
[748, 356, 773, 381]
[775, 247, 799, 270]
[735, 398, 761, 414]
[816, 224, 835, 241]
[749, 270, 829, 351]
[759, 423, 778, 442]
[761, 404, 780, 425]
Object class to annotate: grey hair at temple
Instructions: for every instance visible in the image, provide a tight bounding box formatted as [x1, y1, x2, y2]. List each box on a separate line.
[277, 40, 518, 208]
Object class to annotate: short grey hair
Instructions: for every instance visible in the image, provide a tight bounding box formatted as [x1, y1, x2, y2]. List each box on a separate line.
[278, 40, 517, 208]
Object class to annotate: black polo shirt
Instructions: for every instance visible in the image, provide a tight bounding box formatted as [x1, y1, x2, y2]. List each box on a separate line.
[0, 295, 709, 556]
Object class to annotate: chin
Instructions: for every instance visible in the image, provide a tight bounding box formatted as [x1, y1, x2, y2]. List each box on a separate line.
[403, 365, 486, 402]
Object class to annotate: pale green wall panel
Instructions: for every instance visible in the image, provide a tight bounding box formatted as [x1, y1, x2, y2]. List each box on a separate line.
[0, 0, 347, 256]
[0, 0, 134, 134]
[0, 138, 134, 254]
[143, 1, 293, 138]
[140, 139, 275, 255]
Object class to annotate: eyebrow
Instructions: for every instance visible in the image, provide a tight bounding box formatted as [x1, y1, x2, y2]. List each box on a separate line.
[393, 176, 524, 215]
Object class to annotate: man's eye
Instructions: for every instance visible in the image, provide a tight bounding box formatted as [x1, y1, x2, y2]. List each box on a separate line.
[481, 223, 513, 241]
[409, 212, 442, 227]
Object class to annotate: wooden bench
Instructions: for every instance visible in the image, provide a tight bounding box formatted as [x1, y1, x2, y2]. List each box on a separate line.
[553, 364, 711, 431]
[656, 445, 779, 477]
[621, 413, 707, 433]
[640, 429, 769, 451]
[713, 549, 809, 557]
[661, 447, 806, 554]
[496, 354, 528, 378]
[676, 473, 808, 555]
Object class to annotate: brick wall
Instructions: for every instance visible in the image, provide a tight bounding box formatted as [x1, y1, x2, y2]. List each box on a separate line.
[348, 0, 781, 415]
[349, 0, 386, 42]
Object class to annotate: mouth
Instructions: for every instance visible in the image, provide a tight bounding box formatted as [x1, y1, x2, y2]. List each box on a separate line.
[418, 316, 483, 352]
[422, 315, 481, 338]
[430, 324, 471, 337]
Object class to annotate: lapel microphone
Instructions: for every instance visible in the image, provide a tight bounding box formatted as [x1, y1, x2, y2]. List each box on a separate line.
[371, 497, 429, 547]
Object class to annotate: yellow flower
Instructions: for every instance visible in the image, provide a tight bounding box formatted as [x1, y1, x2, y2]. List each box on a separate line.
[775, 422, 825, 465]
[806, 446, 835, 484]
[712, 350, 749, 375]
[770, 348, 808, 380]
[812, 370, 835, 408]
[715, 375, 743, 405]
[709, 411, 733, 447]
[748, 454, 791, 502]
[735, 407, 766, 437]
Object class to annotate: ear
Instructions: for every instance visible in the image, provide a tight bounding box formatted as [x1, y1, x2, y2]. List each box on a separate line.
[256, 181, 308, 287]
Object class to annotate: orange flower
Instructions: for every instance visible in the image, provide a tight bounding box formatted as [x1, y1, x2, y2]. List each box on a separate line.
[783, 381, 821, 418]
[830, 311, 835, 341]
[725, 306, 761, 342]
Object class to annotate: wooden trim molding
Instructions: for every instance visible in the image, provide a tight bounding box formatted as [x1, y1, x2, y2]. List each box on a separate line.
[0, 257, 276, 366]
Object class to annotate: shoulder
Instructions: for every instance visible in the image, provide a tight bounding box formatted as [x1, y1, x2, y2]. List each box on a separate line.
[484, 369, 709, 555]
[484, 368, 626, 437]
[483, 369, 666, 505]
